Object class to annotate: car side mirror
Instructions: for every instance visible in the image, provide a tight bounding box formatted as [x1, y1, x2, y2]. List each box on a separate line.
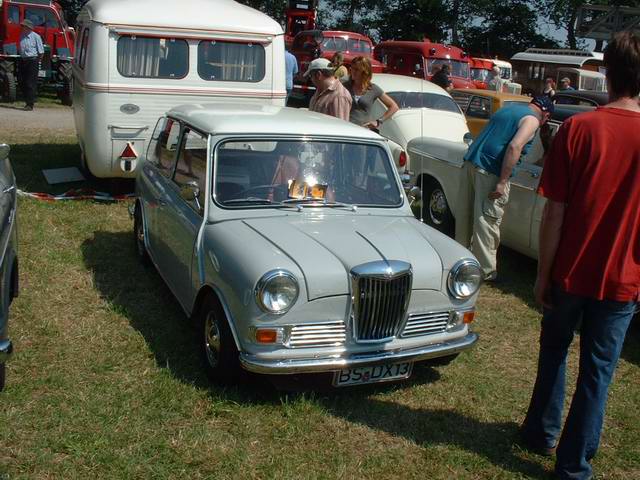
[180, 180, 202, 211]
[0, 144, 9, 162]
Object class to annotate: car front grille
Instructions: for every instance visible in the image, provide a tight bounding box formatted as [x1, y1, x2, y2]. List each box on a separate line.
[351, 261, 412, 342]
[288, 322, 346, 348]
[401, 311, 450, 337]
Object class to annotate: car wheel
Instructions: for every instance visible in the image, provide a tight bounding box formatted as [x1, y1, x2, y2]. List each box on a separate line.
[425, 353, 459, 366]
[199, 296, 240, 384]
[133, 202, 150, 265]
[422, 178, 455, 237]
[0, 363, 5, 392]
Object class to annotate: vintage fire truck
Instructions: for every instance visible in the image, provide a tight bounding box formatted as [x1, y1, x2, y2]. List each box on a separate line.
[289, 29, 383, 102]
[0, 0, 75, 104]
[469, 57, 493, 89]
[284, 0, 317, 49]
[374, 39, 475, 89]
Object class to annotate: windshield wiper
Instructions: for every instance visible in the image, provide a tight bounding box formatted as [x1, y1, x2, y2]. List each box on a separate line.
[223, 197, 275, 205]
[281, 198, 358, 211]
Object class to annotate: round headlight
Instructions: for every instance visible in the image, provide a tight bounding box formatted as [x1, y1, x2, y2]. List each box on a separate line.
[255, 270, 299, 314]
[447, 259, 482, 299]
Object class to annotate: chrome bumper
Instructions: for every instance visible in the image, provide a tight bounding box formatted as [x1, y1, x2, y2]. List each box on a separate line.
[0, 339, 13, 363]
[240, 332, 478, 375]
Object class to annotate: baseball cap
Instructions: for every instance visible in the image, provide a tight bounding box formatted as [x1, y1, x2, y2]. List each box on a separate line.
[21, 19, 34, 30]
[560, 77, 570, 83]
[304, 58, 333, 77]
[531, 95, 555, 114]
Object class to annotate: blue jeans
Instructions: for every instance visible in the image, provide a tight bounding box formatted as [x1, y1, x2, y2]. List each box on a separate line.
[522, 286, 636, 480]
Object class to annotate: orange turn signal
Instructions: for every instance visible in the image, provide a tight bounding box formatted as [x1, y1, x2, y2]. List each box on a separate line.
[463, 311, 475, 324]
[255, 328, 279, 344]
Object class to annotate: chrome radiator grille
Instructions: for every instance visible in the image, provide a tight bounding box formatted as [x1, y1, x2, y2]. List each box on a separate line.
[401, 311, 450, 337]
[288, 322, 346, 348]
[351, 261, 412, 342]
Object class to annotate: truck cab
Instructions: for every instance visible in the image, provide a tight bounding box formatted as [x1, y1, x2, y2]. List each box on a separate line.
[375, 39, 474, 89]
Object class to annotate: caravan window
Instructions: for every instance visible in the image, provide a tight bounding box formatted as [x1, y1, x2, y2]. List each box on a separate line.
[117, 36, 189, 79]
[197, 41, 265, 82]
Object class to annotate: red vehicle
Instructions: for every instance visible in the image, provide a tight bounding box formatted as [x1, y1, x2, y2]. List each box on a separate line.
[469, 57, 494, 89]
[0, 0, 75, 104]
[284, 0, 317, 49]
[374, 39, 474, 89]
[290, 29, 384, 101]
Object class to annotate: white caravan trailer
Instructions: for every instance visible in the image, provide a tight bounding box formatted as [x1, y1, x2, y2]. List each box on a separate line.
[72, 0, 286, 178]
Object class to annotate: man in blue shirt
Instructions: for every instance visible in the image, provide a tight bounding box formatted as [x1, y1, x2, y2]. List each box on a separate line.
[284, 49, 298, 104]
[455, 96, 553, 281]
[18, 19, 44, 111]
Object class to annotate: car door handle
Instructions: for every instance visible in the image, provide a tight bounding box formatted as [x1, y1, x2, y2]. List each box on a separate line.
[2, 185, 15, 194]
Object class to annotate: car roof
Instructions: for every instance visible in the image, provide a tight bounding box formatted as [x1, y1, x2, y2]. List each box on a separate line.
[84, 0, 282, 36]
[373, 73, 450, 95]
[553, 90, 609, 104]
[451, 88, 531, 102]
[166, 104, 383, 139]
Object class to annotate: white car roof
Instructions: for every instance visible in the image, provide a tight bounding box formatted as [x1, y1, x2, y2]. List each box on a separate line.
[372, 74, 449, 96]
[84, 0, 282, 36]
[167, 104, 384, 139]
[511, 48, 603, 66]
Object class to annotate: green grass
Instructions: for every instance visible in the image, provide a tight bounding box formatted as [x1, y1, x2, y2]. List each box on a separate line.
[0, 89, 69, 109]
[0, 130, 638, 479]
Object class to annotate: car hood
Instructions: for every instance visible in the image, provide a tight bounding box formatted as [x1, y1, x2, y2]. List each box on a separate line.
[241, 214, 443, 300]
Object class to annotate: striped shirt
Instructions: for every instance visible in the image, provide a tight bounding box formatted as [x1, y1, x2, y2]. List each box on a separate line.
[19, 31, 44, 58]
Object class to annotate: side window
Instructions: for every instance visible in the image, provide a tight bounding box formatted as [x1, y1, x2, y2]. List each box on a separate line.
[25, 8, 59, 28]
[117, 36, 189, 79]
[174, 129, 208, 211]
[152, 118, 181, 178]
[450, 92, 472, 112]
[8, 6, 19, 24]
[79, 28, 89, 69]
[197, 40, 265, 82]
[466, 96, 491, 119]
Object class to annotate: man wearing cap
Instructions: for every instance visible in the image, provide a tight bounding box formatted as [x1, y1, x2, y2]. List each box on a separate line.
[18, 19, 44, 111]
[305, 58, 352, 121]
[558, 77, 575, 91]
[455, 96, 553, 281]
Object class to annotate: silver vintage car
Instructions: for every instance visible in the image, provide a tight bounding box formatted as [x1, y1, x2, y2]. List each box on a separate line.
[0, 144, 18, 392]
[134, 104, 482, 387]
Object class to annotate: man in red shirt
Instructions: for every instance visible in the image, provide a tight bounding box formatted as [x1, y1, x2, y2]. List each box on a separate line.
[520, 31, 640, 480]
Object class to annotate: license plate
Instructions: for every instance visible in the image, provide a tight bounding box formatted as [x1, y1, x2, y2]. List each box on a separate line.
[38, 70, 46, 78]
[333, 362, 413, 387]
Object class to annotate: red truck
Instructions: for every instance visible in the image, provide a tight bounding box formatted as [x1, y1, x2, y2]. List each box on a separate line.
[290, 29, 384, 102]
[469, 57, 494, 89]
[0, 0, 75, 104]
[284, 0, 317, 49]
[374, 39, 474, 89]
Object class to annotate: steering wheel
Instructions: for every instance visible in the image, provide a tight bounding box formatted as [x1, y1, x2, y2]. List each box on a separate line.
[233, 184, 289, 202]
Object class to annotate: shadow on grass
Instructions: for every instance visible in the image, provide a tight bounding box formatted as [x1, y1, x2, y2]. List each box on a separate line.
[10, 142, 134, 195]
[323, 396, 550, 479]
[489, 247, 539, 310]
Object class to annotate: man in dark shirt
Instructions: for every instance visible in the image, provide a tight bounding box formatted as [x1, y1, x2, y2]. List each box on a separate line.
[520, 31, 640, 480]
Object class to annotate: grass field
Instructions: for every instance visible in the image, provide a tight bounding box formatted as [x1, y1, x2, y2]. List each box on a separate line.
[0, 122, 638, 479]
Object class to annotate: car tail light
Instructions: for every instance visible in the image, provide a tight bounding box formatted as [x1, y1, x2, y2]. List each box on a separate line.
[399, 151, 407, 168]
[119, 143, 138, 160]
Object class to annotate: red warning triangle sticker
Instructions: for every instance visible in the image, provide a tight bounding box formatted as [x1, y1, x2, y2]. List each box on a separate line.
[120, 143, 138, 160]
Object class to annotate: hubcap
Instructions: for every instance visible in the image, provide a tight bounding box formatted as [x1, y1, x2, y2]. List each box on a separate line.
[204, 312, 221, 368]
[428, 189, 448, 225]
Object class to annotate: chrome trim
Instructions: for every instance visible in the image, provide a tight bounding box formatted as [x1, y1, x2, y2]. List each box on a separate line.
[288, 322, 346, 348]
[240, 332, 479, 374]
[447, 259, 483, 299]
[401, 311, 451, 337]
[254, 269, 299, 315]
[350, 260, 412, 343]
[0, 339, 13, 363]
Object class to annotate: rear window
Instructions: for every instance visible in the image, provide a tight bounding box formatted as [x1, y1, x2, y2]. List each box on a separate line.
[198, 41, 265, 82]
[450, 91, 472, 111]
[117, 36, 189, 79]
[387, 91, 461, 114]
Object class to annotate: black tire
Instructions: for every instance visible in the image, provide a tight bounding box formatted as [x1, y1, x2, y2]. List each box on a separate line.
[133, 202, 150, 265]
[421, 177, 455, 237]
[425, 353, 459, 366]
[0, 363, 5, 392]
[199, 295, 240, 384]
[57, 62, 73, 106]
[1, 69, 17, 103]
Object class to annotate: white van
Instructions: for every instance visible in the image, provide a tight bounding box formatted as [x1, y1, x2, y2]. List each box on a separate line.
[72, 0, 286, 178]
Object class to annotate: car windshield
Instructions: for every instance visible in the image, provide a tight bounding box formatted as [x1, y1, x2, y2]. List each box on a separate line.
[427, 59, 470, 78]
[387, 91, 461, 113]
[214, 140, 402, 208]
